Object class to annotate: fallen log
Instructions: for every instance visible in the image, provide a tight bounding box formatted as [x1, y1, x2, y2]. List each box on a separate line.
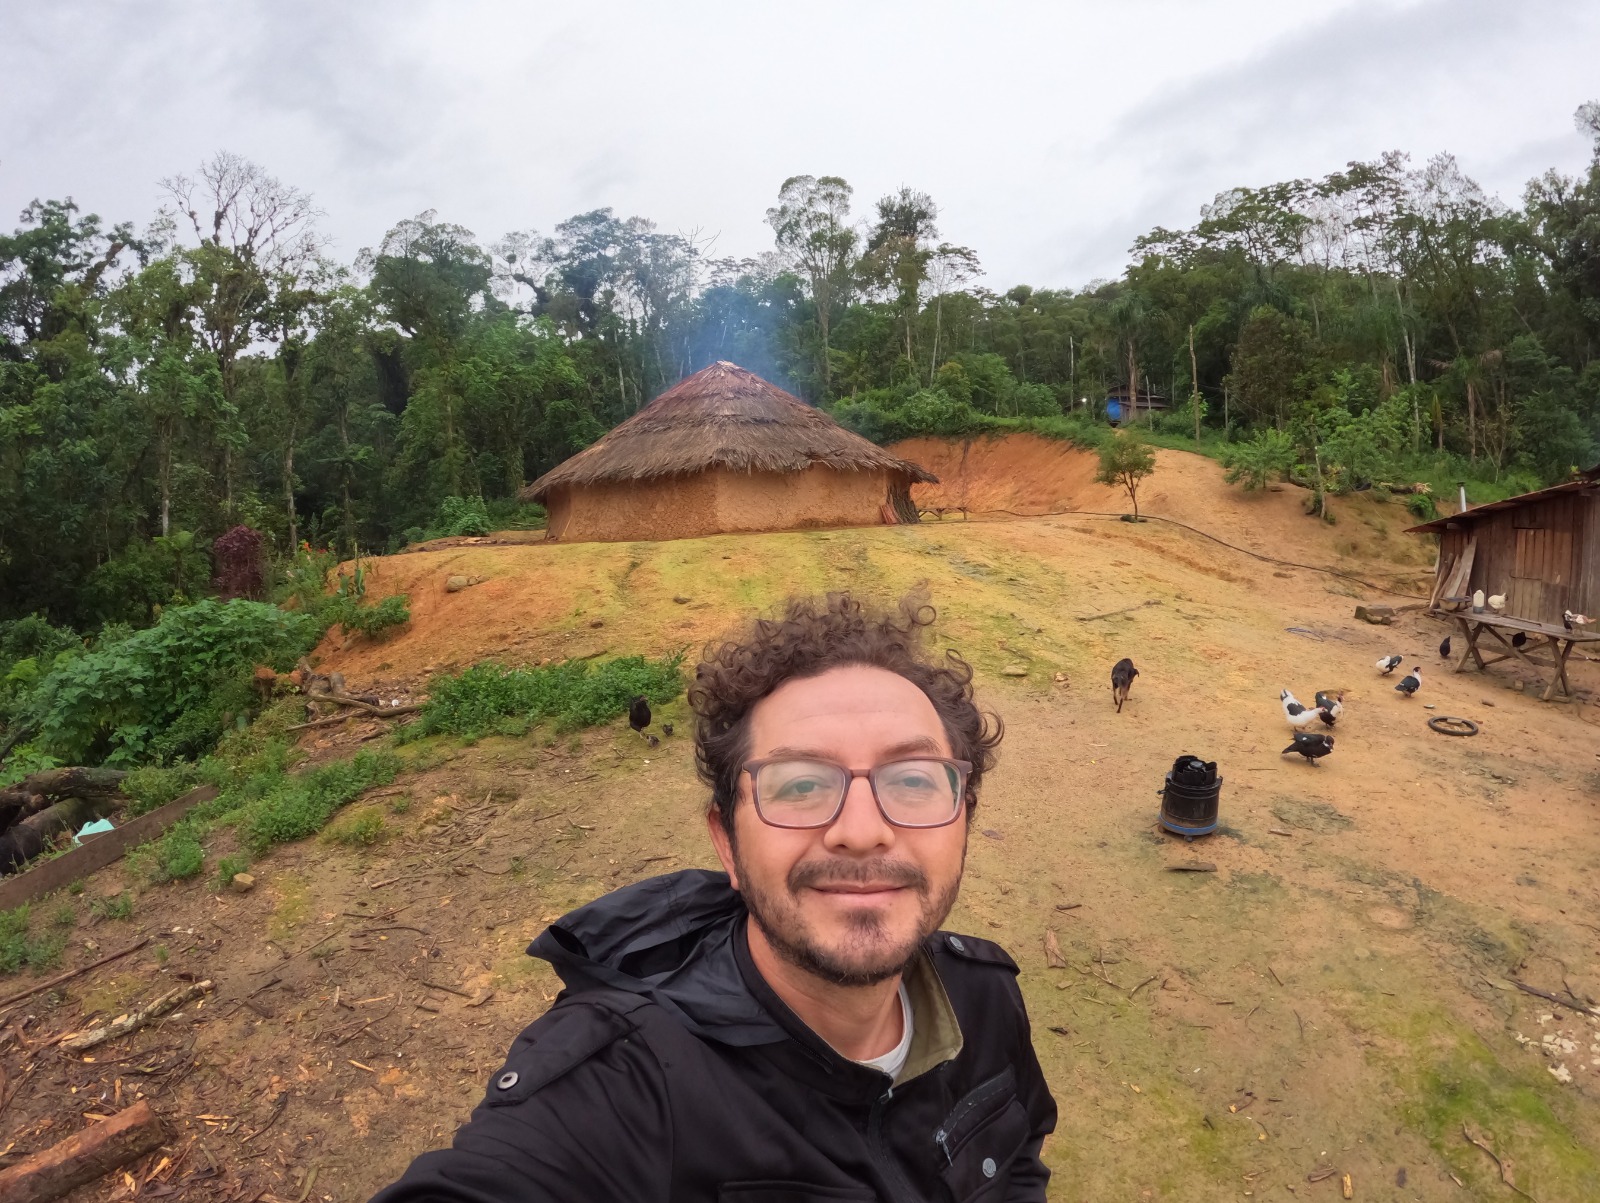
[59, 979, 214, 1052]
[0, 1100, 166, 1203]
[0, 796, 117, 876]
[288, 703, 419, 732]
[0, 767, 127, 832]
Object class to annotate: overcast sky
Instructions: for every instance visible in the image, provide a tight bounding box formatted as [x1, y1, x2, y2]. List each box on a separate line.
[4, 0, 1598, 288]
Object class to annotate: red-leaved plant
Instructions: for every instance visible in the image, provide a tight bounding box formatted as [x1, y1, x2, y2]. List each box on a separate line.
[212, 525, 267, 601]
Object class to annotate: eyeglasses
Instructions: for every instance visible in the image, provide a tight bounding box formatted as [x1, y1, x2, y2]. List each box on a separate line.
[743, 757, 971, 830]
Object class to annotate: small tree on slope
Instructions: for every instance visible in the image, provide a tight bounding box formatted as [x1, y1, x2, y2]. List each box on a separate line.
[1096, 432, 1157, 520]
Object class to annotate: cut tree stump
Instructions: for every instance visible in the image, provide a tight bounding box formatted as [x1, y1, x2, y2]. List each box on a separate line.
[0, 1100, 166, 1203]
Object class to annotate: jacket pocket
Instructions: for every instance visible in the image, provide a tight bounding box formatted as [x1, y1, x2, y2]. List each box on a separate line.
[718, 1182, 877, 1203]
[934, 1069, 1032, 1201]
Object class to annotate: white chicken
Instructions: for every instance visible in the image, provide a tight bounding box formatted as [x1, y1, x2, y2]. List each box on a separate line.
[1487, 593, 1506, 613]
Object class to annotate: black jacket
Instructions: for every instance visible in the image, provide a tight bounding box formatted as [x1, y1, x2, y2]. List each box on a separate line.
[372, 870, 1057, 1202]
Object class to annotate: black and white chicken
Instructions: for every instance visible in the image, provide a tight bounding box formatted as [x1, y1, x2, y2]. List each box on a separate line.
[1375, 654, 1402, 675]
[1281, 689, 1332, 730]
[1564, 610, 1593, 633]
[1394, 666, 1422, 697]
[1282, 731, 1335, 764]
[1313, 690, 1344, 725]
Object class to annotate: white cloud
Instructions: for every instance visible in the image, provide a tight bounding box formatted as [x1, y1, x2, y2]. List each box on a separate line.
[1, 0, 1595, 286]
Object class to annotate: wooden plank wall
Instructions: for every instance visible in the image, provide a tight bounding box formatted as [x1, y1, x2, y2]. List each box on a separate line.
[1469, 493, 1586, 625]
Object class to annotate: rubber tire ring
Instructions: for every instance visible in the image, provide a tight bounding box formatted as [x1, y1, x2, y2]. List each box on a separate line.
[1428, 716, 1479, 736]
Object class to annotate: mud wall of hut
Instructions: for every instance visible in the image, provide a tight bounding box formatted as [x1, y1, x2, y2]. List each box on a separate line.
[542, 465, 894, 543]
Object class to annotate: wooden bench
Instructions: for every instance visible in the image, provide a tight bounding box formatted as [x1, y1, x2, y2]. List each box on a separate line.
[1431, 609, 1600, 701]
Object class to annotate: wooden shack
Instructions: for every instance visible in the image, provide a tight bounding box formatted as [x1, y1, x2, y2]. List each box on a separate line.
[1406, 469, 1600, 625]
[1103, 386, 1168, 425]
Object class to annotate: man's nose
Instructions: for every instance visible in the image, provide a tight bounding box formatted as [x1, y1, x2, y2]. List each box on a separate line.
[823, 774, 895, 851]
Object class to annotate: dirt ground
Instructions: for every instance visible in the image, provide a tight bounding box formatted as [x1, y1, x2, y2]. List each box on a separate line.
[4, 437, 1599, 1202]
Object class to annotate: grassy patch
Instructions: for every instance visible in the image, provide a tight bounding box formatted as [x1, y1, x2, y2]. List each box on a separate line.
[89, 891, 134, 921]
[323, 806, 387, 847]
[1393, 1007, 1600, 1196]
[0, 905, 66, 975]
[400, 653, 685, 742]
[268, 873, 310, 942]
[214, 855, 249, 890]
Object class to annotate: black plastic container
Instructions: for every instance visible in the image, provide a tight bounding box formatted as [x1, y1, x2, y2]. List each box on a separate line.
[1158, 754, 1221, 838]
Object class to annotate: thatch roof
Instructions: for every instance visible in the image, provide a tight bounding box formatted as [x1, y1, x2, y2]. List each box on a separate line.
[520, 361, 936, 500]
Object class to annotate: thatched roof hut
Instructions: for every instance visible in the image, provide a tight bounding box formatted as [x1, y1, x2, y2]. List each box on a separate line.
[521, 361, 935, 543]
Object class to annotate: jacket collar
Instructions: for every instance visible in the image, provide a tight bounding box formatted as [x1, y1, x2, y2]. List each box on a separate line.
[732, 919, 964, 1099]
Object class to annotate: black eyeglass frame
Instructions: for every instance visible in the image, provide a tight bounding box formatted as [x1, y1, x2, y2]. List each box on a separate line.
[741, 756, 973, 830]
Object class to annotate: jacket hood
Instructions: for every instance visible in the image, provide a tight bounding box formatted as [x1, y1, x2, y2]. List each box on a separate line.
[527, 868, 789, 1047]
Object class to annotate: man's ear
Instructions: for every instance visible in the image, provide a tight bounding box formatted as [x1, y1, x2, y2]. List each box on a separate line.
[706, 805, 740, 890]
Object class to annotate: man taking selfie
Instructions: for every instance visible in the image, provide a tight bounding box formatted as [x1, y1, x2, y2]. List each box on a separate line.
[373, 593, 1057, 1202]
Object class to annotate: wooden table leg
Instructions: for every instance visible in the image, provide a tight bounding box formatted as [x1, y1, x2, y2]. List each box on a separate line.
[1452, 618, 1478, 673]
[1545, 638, 1576, 701]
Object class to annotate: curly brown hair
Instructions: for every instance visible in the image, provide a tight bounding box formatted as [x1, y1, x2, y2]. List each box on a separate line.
[689, 592, 1002, 833]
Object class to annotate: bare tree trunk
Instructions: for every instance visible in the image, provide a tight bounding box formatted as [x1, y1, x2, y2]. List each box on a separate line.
[1188, 323, 1200, 444]
[283, 436, 297, 551]
[159, 433, 172, 538]
[929, 293, 943, 382]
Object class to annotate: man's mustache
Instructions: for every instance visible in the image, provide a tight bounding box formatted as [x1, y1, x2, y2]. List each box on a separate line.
[788, 859, 928, 893]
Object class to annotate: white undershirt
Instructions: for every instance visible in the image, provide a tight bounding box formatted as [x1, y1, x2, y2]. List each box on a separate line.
[855, 983, 914, 1080]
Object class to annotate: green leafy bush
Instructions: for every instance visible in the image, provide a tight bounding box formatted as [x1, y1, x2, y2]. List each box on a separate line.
[1404, 491, 1439, 521]
[1222, 428, 1297, 491]
[436, 495, 493, 537]
[322, 593, 411, 639]
[21, 600, 322, 765]
[402, 654, 685, 742]
[121, 761, 208, 816]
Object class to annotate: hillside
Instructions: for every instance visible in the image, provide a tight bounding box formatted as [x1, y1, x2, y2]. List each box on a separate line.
[6, 437, 1599, 1202]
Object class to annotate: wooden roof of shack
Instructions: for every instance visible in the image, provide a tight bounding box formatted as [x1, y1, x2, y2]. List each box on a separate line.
[519, 361, 936, 501]
[1405, 467, 1600, 535]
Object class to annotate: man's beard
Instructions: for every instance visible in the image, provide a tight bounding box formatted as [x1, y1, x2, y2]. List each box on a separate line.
[735, 849, 964, 987]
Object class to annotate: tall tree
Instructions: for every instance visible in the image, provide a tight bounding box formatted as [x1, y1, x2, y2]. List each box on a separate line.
[766, 176, 858, 397]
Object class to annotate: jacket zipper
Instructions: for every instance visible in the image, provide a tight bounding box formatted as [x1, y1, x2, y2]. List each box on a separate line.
[867, 1085, 918, 1203]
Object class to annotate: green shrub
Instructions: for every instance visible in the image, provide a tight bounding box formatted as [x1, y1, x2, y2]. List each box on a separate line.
[0, 906, 65, 975]
[402, 654, 684, 742]
[1404, 491, 1439, 522]
[236, 748, 401, 855]
[322, 593, 411, 639]
[1222, 428, 1297, 491]
[22, 600, 322, 765]
[437, 495, 493, 537]
[122, 762, 208, 817]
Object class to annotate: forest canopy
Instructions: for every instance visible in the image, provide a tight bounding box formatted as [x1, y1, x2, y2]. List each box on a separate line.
[4, 105, 1600, 631]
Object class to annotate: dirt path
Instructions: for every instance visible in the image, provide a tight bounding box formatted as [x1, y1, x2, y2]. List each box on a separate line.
[3, 443, 1597, 1201]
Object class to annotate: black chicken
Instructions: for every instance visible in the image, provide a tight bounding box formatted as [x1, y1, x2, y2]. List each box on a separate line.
[628, 696, 652, 739]
[1282, 731, 1334, 765]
